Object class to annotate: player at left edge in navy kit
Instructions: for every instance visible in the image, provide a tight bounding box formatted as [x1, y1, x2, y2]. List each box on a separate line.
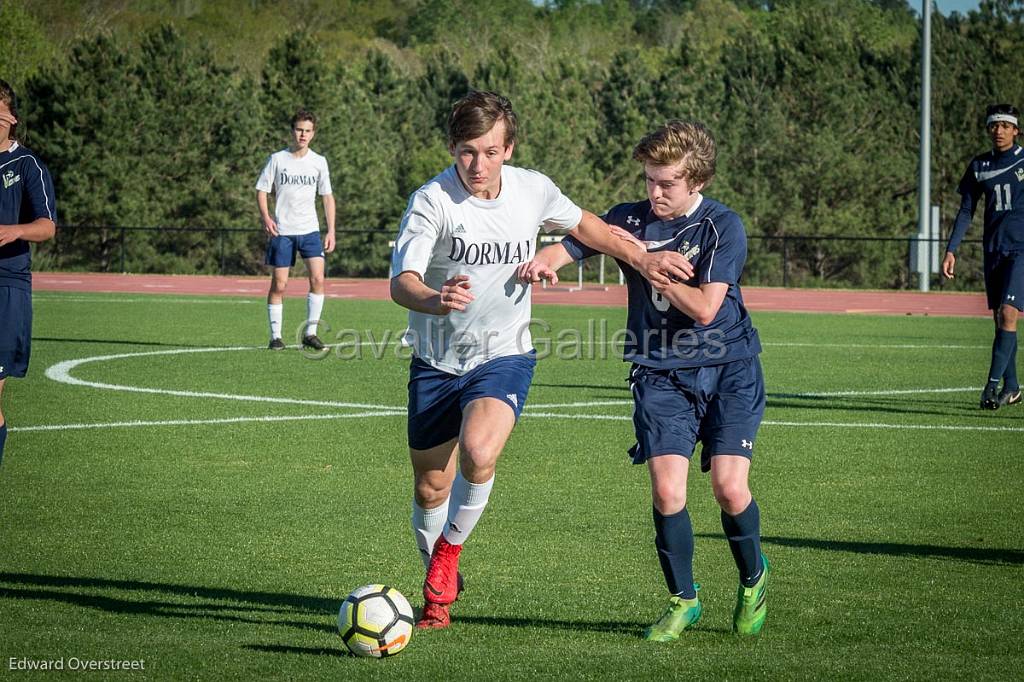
[943, 103, 1024, 409]
[0, 79, 58, 467]
[520, 120, 769, 640]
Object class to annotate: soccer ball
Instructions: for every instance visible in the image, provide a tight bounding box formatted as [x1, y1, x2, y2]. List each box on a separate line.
[337, 584, 414, 658]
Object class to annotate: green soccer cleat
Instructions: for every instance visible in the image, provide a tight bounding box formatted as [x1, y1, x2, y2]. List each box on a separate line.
[733, 554, 770, 635]
[643, 587, 702, 642]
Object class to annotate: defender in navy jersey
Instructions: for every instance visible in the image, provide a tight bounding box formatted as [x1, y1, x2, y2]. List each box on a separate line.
[0, 80, 57, 467]
[942, 104, 1024, 409]
[520, 120, 769, 639]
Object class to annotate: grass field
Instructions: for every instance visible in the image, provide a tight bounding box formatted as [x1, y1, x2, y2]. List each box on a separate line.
[2, 291, 1022, 680]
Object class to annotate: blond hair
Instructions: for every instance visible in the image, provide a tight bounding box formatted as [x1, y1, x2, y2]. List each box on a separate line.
[632, 120, 716, 187]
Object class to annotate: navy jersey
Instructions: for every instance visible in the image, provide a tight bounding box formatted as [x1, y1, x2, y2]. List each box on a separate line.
[946, 144, 1024, 255]
[0, 142, 57, 289]
[562, 196, 761, 368]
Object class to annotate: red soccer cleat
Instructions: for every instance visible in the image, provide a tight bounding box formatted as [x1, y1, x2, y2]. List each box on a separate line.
[416, 601, 451, 629]
[423, 535, 462, 605]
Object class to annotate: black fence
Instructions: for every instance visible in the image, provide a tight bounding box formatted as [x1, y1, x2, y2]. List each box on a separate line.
[34, 225, 986, 292]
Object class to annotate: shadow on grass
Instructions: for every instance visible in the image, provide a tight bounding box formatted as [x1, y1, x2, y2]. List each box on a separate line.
[0, 572, 335, 633]
[453, 614, 647, 636]
[242, 644, 347, 657]
[696, 534, 1023, 565]
[0, 572, 658, 641]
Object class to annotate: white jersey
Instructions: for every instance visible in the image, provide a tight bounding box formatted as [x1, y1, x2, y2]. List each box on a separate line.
[391, 164, 583, 375]
[255, 148, 332, 236]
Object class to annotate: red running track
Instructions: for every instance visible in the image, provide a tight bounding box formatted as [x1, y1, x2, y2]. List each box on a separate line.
[32, 271, 990, 317]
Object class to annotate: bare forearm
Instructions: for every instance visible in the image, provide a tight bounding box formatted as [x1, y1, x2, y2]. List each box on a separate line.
[257, 191, 271, 220]
[323, 195, 336, 233]
[660, 282, 727, 326]
[536, 243, 575, 270]
[569, 210, 643, 268]
[390, 272, 442, 315]
[2, 218, 55, 243]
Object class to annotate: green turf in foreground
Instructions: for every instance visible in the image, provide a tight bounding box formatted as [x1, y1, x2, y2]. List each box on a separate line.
[1, 292, 1021, 680]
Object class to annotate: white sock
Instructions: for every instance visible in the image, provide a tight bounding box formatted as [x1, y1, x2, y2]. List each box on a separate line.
[268, 303, 283, 340]
[443, 472, 494, 546]
[306, 293, 324, 335]
[412, 498, 449, 569]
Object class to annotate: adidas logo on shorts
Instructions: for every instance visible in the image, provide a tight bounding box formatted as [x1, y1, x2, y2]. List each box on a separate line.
[506, 393, 518, 407]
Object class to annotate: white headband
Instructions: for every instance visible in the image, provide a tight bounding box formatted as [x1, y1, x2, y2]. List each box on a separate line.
[987, 113, 1019, 127]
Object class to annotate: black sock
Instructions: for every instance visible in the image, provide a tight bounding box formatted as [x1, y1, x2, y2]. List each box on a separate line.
[1002, 332, 1019, 392]
[0, 422, 6, 467]
[653, 506, 696, 599]
[988, 330, 1016, 386]
[722, 499, 764, 587]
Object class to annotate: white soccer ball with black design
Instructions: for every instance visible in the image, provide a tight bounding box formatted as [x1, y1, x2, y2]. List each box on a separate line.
[337, 584, 414, 658]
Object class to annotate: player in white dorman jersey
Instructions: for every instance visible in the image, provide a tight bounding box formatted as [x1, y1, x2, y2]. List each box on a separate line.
[256, 108, 335, 352]
[390, 91, 691, 629]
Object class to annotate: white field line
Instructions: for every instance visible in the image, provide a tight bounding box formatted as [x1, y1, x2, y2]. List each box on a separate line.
[45, 347, 394, 410]
[11, 411, 405, 432]
[523, 414, 1024, 432]
[35, 346, 1009, 435]
[12, 412, 1024, 434]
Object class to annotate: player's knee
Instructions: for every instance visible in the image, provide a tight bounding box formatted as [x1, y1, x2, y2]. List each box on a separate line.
[458, 432, 501, 471]
[712, 480, 750, 515]
[414, 477, 451, 507]
[998, 305, 1019, 329]
[651, 482, 686, 515]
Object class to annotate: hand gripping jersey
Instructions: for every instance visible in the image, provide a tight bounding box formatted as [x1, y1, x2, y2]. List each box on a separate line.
[562, 195, 761, 369]
[255, 148, 332, 236]
[391, 164, 583, 375]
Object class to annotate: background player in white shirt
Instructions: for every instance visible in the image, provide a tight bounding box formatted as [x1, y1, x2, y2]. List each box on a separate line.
[256, 109, 335, 351]
[390, 91, 691, 629]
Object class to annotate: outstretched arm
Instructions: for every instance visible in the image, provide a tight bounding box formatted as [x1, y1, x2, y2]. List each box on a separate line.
[570, 211, 693, 286]
[517, 243, 575, 285]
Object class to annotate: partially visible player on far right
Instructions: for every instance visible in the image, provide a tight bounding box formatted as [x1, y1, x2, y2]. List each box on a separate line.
[942, 103, 1023, 409]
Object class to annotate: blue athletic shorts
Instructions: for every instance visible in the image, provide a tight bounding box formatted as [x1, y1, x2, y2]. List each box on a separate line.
[406, 352, 537, 451]
[984, 250, 1024, 312]
[0, 286, 32, 379]
[265, 232, 325, 268]
[627, 355, 766, 472]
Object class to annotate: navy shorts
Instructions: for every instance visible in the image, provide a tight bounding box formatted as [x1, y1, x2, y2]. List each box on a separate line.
[265, 232, 325, 268]
[627, 355, 766, 472]
[0, 286, 32, 379]
[407, 352, 536, 451]
[984, 250, 1024, 312]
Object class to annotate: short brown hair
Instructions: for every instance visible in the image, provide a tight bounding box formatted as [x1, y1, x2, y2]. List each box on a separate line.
[291, 108, 317, 130]
[447, 91, 517, 148]
[0, 79, 18, 140]
[633, 120, 716, 188]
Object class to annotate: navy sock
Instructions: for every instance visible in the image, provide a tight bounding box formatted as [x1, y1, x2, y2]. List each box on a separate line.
[0, 422, 6, 467]
[987, 329, 1016, 386]
[653, 506, 696, 599]
[721, 499, 764, 587]
[1002, 332, 1018, 391]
